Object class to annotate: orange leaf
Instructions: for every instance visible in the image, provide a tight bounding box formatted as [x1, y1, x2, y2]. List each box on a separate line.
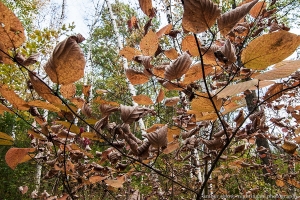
[163, 142, 180, 154]
[156, 24, 172, 38]
[0, 84, 29, 111]
[139, 0, 154, 17]
[60, 84, 76, 99]
[28, 100, 60, 112]
[120, 47, 142, 61]
[146, 124, 165, 133]
[89, 175, 107, 184]
[0, 2, 25, 64]
[183, 63, 213, 84]
[164, 48, 179, 60]
[249, 1, 266, 18]
[281, 140, 298, 154]
[217, 79, 258, 98]
[125, 68, 149, 85]
[182, 0, 221, 33]
[153, 65, 167, 78]
[44, 34, 86, 85]
[191, 93, 222, 112]
[5, 148, 35, 169]
[140, 30, 158, 56]
[132, 95, 153, 105]
[181, 35, 201, 56]
[165, 97, 180, 106]
[156, 89, 165, 103]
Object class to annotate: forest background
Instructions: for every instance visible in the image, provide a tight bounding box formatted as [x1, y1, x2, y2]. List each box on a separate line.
[1, 0, 300, 199]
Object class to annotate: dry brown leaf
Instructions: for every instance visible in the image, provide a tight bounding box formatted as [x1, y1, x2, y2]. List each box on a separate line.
[165, 97, 180, 106]
[28, 100, 60, 112]
[153, 65, 167, 78]
[183, 63, 213, 84]
[0, 2, 25, 64]
[201, 45, 219, 65]
[181, 35, 201, 56]
[120, 105, 152, 124]
[120, 47, 142, 61]
[263, 83, 283, 103]
[234, 110, 244, 127]
[5, 148, 35, 169]
[182, 0, 221, 33]
[164, 52, 192, 80]
[287, 179, 300, 189]
[217, 79, 258, 98]
[146, 125, 168, 148]
[99, 104, 119, 116]
[105, 175, 126, 188]
[275, 179, 285, 187]
[249, 1, 266, 18]
[0, 104, 12, 115]
[83, 85, 91, 97]
[281, 140, 298, 154]
[191, 92, 222, 112]
[70, 97, 85, 109]
[140, 30, 158, 56]
[156, 24, 172, 38]
[156, 89, 165, 103]
[294, 136, 300, 144]
[220, 39, 237, 64]
[93, 97, 119, 107]
[255, 60, 300, 80]
[162, 81, 184, 91]
[29, 72, 61, 105]
[248, 80, 275, 90]
[167, 126, 181, 142]
[139, 0, 153, 17]
[60, 84, 76, 99]
[241, 31, 300, 70]
[44, 34, 86, 85]
[202, 138, 224, 150]
[125, 68, 149, 85]
[15, 53, 39, 66]
[164, 48, 179, 60]
[146, 124, 165, 133]
[217, 0, 258, 36]
[89, 176, 107, 184]
[132, 95, 153, 105]
[163, 142, 180, 154]
[0, 84, 29, 110]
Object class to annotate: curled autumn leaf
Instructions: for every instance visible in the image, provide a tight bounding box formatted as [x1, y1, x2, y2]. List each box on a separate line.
[220, 39, 237, 64]
[44, 34, 86, 85]
[242, 30, 300, 70]
[125, 68, 150, 85]
[145, 125, 168, 148]
[217, 0, 258, 36]
[156, 89, 165, 103]
[120, 105, 153, 124]
[164, 97, 180, 106]
[164, 52, 192, 80]
[182, 0, 221, 33]
[81, 102, 92, 118]
[134, 55, 152, 69]
[15, 53, 39, 66]
[0, 2, 25, 64]
[202, 138, 224, 150]
[99, 104, 119, 116]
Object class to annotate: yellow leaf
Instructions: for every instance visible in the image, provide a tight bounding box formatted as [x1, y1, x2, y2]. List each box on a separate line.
[119, 47, 142, 61]
[181, 35, 201, 56]
[55, 121, 80, 134]
[28, 100, 60, 112]
[140, 30, 158, 56]
[0, 132, 13, 142]
[241, 31, 300, 70]
[182, 0, 221, 33]
[5, 148, 35, 169]
[132, 95, 153, 105]
[28, 130, 47, 140]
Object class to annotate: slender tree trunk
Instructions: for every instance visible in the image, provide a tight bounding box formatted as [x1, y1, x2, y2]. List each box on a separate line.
[105, 0, 146, 134]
